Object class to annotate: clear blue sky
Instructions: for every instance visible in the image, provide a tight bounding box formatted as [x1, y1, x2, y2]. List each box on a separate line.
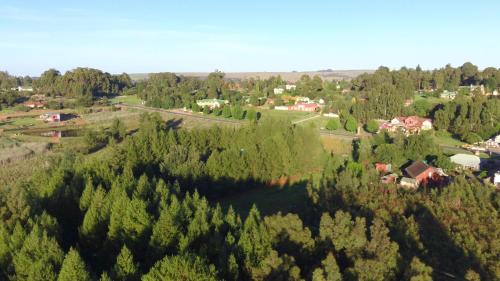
[1, 0, 499, 76]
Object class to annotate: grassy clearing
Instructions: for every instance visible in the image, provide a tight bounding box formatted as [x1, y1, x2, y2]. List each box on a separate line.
[256, 107, 313, 122]
[433, 131, 466, 147]
[414, 93, 449, 106]
[110, 95, 144, 105]
[320, 135, 353, 155]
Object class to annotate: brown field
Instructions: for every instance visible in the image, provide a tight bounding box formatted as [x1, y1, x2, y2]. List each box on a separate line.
[129, 70, 374, 82]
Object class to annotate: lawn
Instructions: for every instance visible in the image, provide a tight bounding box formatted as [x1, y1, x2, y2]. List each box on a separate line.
[433, 131, 466, 147]
[255, 107, 314, 122]
[413, 93, 449, 106]
[110, 95, 144, 105]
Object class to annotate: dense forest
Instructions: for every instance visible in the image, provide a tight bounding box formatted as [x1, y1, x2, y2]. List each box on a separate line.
[1, 113, 498, 281]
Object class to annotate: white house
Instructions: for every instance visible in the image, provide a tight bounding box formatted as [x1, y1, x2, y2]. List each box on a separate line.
[285, 84, 296, 91]
[450, 154, 481, 170]
[273, 88, 284, 95]
[295, 96, 311, 104]
[196, 99, 228, 109]
[494, 171, 500, 186]
[440, 90, 457, 99]
[10, 86, 33, 92]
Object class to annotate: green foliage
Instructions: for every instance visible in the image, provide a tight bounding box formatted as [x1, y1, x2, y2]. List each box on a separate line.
[142, 254, 217, 281]
[403, 257, 433, 281]
[113, 246, 138, 281]
[57, 248, 91, 281]
[222, 106, 232, 118]
[325, 118, 339, 131]
[344, 116, 357, 132]
[231, 105, 245, 120]
[365, 119, 379, 133]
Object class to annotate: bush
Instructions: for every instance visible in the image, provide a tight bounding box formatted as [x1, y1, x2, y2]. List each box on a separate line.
[345, 116, 357, 132]
[212, 107, 222, 116]
[191, 103, 200, 113]
[231, 105, 245, 120]
[246, 109, 257, 121]
[325, 118, 340, 131]
[203, 106, 211, 115]
[365, 120, 379, 133]
[47, 100, 63, 110]
[222, 106, 231, 118]
[462, 132, 482, 144]
[13, 105, 30, 112]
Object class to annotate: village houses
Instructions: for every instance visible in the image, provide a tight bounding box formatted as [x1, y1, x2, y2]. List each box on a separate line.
[379, 116, 433, 135]
[196, 99, 229, 109]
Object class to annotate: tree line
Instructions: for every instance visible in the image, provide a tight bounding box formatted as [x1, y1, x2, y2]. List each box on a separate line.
[1, 112, 499, 280]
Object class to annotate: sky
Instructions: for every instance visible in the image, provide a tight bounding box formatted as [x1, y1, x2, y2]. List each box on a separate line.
[1, 0, 499, 76]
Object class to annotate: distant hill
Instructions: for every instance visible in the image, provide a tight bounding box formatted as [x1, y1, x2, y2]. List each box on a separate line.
[128, 70, 374, 82]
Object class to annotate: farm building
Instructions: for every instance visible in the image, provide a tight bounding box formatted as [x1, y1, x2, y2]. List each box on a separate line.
[400, 177, 418, 189]
[274, 103, 320, 112]
[375, 163, 392, 173]
[273, 88, 284, 95]
[494, 171, 500, 187]
[40, 113, 61, 122]
[440, 90, 457, 99]
[196, 99, 228, 109]
[24, 101, 45, 109]
[405, 161, 437, 186]
[450, 154, 481, 170]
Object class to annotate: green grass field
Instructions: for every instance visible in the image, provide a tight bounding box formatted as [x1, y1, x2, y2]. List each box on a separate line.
[110, 95, 144, 105]
[414, 93, 450, 106]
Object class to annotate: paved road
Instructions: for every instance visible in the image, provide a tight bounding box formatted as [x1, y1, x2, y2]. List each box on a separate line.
[118, 104, 243, 125]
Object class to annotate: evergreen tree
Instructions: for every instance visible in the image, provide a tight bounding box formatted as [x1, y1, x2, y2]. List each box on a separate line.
[112, 245, 138, 281]
[57, 248, 91, 281]
[142, 254, 217, 281]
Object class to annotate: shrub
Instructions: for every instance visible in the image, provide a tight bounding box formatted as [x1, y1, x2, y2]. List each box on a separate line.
[325, 118, 340, 131]
[345, 116, 357, 132]
[365, 120, 379, 133]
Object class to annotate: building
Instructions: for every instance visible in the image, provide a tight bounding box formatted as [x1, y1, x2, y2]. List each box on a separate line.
[440, 90, 457, 99]
[295, 96, 311, 104]
[196, 99, 228, 109]
[40, 113, 61, 122]
[11, 86, 34, 92]
[275, 103, 320, 112]
[494, 171, 500, 187]
[289, 103, 320, 112]
[404, 99, 414, 107]
[381, 173, 398, 184]
[379, 116, 433, 134]
[405, 161, 436, 185]
[24, 101, 45, 109]
[450, 154, 481, 170]
[375, 163, 392, 173]
[285, 84, 296, 91]
[273, 88, 284, 95]
[400, 177, 418, 189]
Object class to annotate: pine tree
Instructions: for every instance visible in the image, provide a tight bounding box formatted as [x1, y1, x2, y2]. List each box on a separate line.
[237, 205, 272, 272]
[113, 245, 138, 281]
[312, 252, 342, 281]
[404, 257, 433, 281]
[13, 225, 64, 281]
[57, 248, 91, 281]
[142, 254, 217, 281]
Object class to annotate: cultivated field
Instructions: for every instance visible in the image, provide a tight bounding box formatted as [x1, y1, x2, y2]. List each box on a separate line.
[129, 70, 374, 82]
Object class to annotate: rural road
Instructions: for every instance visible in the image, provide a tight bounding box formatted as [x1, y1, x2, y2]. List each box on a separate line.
[118, 104, 243, 125]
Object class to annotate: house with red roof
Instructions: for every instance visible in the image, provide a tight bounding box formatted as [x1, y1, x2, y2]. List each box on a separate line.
[379, 116, 432, 135]
[404, 161, 437, 186]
